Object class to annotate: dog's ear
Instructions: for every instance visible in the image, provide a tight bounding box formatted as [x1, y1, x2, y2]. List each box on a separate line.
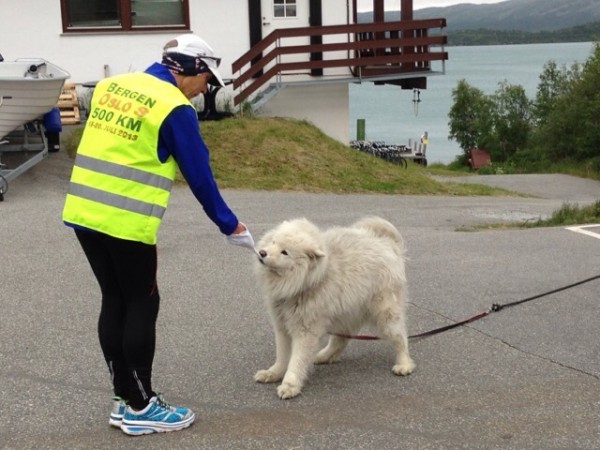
[306, 246, 326, 260]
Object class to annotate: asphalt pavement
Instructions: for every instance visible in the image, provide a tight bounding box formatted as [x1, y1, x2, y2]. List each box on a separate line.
[1, 151, 599, 449]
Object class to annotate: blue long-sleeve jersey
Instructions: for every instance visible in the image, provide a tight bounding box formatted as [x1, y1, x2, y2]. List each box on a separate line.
[148, 63, 238, 235]
[65, 63, 238, 237]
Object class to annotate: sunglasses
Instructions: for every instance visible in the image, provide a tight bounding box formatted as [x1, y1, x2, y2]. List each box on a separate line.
[199, 55, 221, 68]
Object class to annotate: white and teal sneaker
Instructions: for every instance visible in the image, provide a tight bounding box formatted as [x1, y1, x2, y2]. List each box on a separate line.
[120, 395, 195, 435]
[109, 396, 127, 428]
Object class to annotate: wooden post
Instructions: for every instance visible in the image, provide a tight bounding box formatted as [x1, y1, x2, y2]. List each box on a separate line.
[401, 0, 413, 20]
[373, 0, 385, 57]
[401, 0, 415, 71]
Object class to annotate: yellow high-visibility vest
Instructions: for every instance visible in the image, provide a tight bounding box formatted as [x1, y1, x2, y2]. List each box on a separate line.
[62, 72, 192, 244]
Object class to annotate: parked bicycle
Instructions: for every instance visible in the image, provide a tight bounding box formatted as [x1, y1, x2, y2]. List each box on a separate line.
[350, 140, 410, 169]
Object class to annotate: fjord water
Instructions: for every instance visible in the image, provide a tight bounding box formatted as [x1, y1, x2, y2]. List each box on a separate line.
[349, 42, 595, 164]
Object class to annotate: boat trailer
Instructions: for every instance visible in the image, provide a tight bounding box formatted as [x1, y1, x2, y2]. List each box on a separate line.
[0, 54, 69, 201]
[0, 119, 59, 201]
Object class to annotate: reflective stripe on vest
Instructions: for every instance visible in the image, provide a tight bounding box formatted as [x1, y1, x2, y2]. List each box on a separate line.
[74, 154, 173, 192]
[62, 72, 191, 244]
[68, 183, 166, 218]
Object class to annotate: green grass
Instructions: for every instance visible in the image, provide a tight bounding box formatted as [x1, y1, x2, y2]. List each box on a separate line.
[522, 201, 600, 227]
[63, 115, 600, 227]
[65, 116, 515, 196]
[457, 201, 600, 231]
[66, 116, 508, 195]
[199, 116, 508, 195]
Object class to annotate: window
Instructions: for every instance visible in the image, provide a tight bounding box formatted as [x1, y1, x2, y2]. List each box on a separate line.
[61, 0, 189, 32]
[273, 0, 297, 18]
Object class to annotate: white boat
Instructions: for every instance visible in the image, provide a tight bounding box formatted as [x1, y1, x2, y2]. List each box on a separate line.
[0, 57, 70, 140]
[0, 57, 70, 200]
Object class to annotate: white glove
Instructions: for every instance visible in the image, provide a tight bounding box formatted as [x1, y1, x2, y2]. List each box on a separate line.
[226, 228, 256, 252]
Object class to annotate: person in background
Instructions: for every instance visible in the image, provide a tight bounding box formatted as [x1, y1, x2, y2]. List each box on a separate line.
[62, 34, 255, 436]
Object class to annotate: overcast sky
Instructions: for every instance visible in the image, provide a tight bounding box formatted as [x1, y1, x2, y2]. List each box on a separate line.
[356, 0, 507, 11]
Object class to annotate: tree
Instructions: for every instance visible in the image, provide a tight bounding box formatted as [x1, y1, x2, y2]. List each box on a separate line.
[490, 82, 532, 161]
[448, 79, 494, 157]
[570, 42, 600, 160]
[450, 44, 600, 168]
[535, 43, 600, 161]
[533, 60, 580, 126]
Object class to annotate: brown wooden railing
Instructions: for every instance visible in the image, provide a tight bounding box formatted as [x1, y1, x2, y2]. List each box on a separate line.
[231, 18, 447, 105]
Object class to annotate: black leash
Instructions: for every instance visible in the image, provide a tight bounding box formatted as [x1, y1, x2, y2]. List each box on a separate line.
[409, 273, 600, 341]
[408, 310, 490, 341]
[334, 274, 600, 342]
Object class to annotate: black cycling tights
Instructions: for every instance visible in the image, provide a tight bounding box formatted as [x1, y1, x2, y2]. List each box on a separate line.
[75, 229, 159, 410]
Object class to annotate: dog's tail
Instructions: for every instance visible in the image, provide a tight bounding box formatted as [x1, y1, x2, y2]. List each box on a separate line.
[352, 216, 405, 252]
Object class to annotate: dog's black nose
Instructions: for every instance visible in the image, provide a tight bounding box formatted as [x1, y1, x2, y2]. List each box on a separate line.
[259, 249, 267, 258]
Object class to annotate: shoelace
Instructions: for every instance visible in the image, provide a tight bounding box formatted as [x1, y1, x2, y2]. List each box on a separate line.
[155, 394, 177, 412]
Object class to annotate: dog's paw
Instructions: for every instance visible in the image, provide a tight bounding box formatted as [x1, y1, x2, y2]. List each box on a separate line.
[392, 359, 416, 376]
[277, 381, 302, 399]
[254, 369, 283, 383]
[314, 351, 340, 365]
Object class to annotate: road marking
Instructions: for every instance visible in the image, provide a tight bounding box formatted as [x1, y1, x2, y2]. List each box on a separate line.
[566, 224, 600, 239]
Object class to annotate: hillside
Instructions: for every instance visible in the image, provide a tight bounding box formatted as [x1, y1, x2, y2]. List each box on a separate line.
[415, 0, 600, 32]
[447, 21, 600, 46]
[358, 0, 600, 32]
[62, 118, 503, 195]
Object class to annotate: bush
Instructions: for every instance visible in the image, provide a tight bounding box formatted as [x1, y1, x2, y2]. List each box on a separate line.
[584, 156, 600, 176]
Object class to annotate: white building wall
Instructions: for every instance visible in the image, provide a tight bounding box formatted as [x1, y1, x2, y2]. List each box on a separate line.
[321, 0, 355, 78]
[255, 83, 349, 144]
[322, 1, 353, 26]
[0, 0, 250, 83]
[0, 0, 354, 141]
[0, 0, 353, 83]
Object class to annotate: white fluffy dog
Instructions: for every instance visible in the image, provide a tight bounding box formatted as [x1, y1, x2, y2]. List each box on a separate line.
[253, 216, 415, 399]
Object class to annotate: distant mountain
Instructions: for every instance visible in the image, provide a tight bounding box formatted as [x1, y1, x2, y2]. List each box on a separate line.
[358, 0, 600, 32]
[447, 22, 600, 46]
[415, 0, 600, 32]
